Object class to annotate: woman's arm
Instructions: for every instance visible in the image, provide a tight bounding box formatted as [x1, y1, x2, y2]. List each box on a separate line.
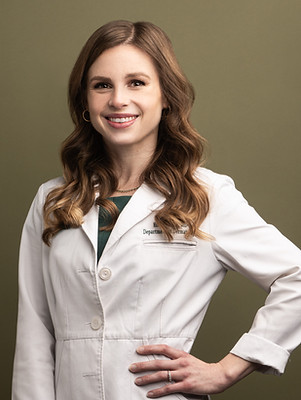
[209, 173, 301, 374]
[12, 184, 56, 400]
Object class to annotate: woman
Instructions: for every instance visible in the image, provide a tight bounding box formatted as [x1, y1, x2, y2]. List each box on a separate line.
[12, 20, 301, 400]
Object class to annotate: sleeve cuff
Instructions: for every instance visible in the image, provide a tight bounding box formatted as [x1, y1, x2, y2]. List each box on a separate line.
[230, 333, 290, 375]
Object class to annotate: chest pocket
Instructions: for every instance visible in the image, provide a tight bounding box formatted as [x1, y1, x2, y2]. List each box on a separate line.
[143, 238, 197, 250]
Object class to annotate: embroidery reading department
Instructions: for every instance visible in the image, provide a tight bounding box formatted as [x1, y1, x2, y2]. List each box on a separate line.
[142, 222, 188, 236]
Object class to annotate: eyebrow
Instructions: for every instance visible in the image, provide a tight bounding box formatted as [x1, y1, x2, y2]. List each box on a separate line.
[89, 72, 151, 83]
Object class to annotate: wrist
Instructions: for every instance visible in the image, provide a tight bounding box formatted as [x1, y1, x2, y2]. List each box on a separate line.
[218, 353, 259, 387]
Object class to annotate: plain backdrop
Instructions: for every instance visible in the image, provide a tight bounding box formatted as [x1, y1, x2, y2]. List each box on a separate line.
[1, 0, 300, 398]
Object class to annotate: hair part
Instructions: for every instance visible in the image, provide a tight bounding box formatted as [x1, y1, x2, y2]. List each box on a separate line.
[43, 20, 210, 246]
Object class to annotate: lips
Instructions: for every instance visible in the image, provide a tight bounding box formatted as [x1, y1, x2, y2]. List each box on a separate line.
[105, 114, 138, 128]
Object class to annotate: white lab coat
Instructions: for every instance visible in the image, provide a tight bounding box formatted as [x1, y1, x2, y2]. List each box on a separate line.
[12, 168, 301, 400]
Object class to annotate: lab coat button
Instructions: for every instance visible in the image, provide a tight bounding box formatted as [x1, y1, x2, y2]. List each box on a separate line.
[91, 316, 102, 330]
[99, 267, 112, 281]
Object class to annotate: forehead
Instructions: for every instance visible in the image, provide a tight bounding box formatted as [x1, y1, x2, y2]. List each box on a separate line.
[88, 44, 159, 78]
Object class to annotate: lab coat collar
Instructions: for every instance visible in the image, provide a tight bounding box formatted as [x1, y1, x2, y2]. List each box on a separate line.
[81, 183, 165, 256]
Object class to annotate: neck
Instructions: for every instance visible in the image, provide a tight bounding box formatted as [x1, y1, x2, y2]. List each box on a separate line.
[109, 147, 154, 191]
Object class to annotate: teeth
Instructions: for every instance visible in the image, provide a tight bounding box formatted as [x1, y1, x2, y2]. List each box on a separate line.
[108, 116, 136, 123]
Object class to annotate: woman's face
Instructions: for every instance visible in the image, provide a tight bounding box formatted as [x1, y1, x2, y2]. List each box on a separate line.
[86, 44, 166, 155]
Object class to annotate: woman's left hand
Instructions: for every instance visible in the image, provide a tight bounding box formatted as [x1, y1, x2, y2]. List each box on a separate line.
[129, 344, 258, 398]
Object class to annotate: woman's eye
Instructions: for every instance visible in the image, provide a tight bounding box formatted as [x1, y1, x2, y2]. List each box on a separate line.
[94, 82, 111, 89]
[130, 80, 145, 87]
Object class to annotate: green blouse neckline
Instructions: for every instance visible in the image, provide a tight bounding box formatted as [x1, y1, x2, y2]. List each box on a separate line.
[97, 195, 131, 261]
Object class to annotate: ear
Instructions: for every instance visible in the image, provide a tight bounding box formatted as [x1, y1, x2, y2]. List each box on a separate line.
[162, 95, 169, 110]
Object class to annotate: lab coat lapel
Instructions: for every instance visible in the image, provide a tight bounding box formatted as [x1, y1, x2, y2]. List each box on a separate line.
[81, 202, 99, 255]
[104, 183, 165, 254]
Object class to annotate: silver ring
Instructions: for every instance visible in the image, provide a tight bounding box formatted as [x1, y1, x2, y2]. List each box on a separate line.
[167, 370, 172, 383]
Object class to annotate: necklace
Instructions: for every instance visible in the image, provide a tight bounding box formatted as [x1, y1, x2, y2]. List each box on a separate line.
[115, 185, 141, 193]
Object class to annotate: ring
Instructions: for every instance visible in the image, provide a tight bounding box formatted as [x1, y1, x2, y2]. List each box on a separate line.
[167, 370, 172, 383]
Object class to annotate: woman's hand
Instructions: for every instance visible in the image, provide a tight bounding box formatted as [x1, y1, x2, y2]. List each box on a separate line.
[129, 344, 258, 398]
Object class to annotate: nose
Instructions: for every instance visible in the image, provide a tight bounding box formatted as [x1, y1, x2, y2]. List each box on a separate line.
[108, 86, 129, 109]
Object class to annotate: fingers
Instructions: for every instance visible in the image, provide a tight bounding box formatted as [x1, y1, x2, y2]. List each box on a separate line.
[145, 381, 185, 398]
[134, 370, 187, 399]
[134, 368, 186, 385]
[136, 344, 185, 359]
[129, 359, 174, 373]
[129, 344, 191, 375]
[129, 344, 186, 374]
[129, 344, 188, 373]
[134, 370, 173, 386]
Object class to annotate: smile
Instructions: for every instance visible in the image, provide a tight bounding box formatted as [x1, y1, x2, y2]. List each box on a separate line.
[105, 114, 138, 129]
[107, 116, 137, 123]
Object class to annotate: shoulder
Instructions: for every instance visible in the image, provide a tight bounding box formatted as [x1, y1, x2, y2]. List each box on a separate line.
[195, 167, 247, 211]
[22, 177, 65, 234]
[38, 176, 65, 195]
[31, 176, 65, 208]
[40, 176, 65, 192]
[195, 167, 235, 192]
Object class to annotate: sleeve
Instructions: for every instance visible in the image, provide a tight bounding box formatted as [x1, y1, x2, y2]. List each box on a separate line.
[209, 174, 301, 375]
[12, 184, 56, 400]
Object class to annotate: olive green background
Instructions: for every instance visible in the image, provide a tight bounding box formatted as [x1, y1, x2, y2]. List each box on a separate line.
[1, 0, 300, 398]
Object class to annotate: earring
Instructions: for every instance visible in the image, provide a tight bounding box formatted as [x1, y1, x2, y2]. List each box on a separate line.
[82, 110, 91, 122]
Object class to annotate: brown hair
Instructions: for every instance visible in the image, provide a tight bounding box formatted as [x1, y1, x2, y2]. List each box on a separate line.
[42, 20, 209, 245]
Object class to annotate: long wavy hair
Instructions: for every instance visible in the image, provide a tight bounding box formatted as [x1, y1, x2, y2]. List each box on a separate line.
[42, 20, 210, 245]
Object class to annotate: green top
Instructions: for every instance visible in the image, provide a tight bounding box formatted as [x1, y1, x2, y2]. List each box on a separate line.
[97, 196, 131, 262]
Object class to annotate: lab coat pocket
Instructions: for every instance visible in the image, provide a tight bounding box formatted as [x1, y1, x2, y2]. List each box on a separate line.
[143, 238, 197, 250]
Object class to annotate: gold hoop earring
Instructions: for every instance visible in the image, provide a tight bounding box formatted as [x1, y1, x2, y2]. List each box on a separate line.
[82, 110, 91, 122]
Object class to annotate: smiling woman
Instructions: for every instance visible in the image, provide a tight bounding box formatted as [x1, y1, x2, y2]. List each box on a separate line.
[12, 20, 301, 400]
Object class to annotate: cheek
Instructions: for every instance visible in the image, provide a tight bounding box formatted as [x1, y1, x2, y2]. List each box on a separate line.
[86, 98, 105, 133]
[141, 93, 164, 114]
[148, 99, 165, 120]
[87, 94, 106, 114]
